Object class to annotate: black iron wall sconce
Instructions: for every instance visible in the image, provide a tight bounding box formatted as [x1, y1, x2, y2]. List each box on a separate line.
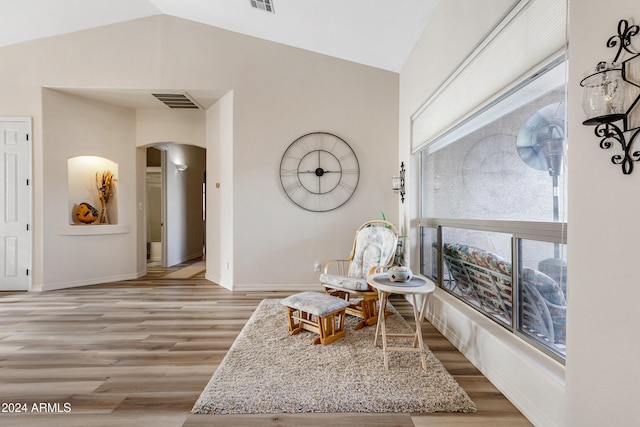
[580, 19, 640, 175]
[392, 162, 405, 203]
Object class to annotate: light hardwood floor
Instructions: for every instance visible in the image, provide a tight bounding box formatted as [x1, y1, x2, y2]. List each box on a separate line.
[0, 262, 531, 427]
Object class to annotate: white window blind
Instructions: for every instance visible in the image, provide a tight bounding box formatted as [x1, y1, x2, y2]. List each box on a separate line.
[411, 0, 567, 153]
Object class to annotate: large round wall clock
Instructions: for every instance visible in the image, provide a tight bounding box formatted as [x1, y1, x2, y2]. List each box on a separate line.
[279, 132, 360, 212]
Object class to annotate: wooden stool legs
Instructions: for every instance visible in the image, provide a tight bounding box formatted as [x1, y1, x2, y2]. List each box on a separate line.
[285, 306, 347, 345]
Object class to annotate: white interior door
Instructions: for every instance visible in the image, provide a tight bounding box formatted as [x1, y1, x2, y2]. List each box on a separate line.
[0, 118, 31, 290]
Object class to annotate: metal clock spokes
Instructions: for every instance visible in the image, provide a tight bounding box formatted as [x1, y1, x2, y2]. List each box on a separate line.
[279, 132, 359, 212]
[297, 148, 342, 195]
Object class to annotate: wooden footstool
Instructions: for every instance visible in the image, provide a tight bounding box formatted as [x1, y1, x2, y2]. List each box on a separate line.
[281, 291, 350, 345]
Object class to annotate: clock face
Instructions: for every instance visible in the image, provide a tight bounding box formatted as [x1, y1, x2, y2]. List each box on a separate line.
[280, 132, 360, 212]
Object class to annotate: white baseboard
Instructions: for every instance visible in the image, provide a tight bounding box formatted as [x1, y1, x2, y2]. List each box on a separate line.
[184, 253, 205, 263]
[41, 272, 141, 291]
[232, 283, 321, 292]
[204, 272, 230, 290]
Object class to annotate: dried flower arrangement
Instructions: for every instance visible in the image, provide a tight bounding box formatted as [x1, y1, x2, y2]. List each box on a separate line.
[96, 170, 116, 224]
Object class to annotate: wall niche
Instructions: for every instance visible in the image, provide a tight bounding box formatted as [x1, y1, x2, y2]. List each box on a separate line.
[68, 156, 119, 225]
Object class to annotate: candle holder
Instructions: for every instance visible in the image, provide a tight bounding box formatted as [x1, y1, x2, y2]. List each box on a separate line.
[580, 19, 640, 174]
[392, 162, 405, 203]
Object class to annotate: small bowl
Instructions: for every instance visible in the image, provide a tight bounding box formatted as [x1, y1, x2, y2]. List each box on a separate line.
[388, 266, 412, 282]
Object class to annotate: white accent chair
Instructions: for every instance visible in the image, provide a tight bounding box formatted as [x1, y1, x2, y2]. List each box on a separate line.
[320, 220, 398, 330]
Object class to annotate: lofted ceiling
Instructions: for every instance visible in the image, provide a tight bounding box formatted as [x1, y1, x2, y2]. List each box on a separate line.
[2, 0, 442, 110]
[0, 0, 441, 73]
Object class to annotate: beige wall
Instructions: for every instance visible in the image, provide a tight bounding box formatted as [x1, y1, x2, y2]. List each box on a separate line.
[41, 88, 138, 289]
[206, 91, 234, 289]
[136, 109, 206, 148]
[0, 14, 399, 290]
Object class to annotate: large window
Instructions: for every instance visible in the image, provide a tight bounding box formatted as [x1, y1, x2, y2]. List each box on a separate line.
[419, 60, 568, 361]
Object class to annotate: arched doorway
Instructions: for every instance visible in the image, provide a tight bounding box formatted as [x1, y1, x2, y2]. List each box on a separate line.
[145, 143, 206, 268]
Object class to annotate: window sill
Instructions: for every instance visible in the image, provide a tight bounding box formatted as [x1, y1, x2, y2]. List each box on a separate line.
[57, 224, 130, 236]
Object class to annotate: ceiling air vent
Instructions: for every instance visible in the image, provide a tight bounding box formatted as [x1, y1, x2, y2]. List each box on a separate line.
[151, 93, 202, 109]
[250, 0, 275, 13]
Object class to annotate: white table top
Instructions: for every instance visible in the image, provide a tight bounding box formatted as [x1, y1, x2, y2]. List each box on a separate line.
[367, 272, 436, 295]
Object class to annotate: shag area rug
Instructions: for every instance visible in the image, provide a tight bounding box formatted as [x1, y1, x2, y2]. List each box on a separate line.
[192, 299, 476, 415]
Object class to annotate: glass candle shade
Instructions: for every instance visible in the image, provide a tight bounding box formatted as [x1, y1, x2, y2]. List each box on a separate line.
[392, 176, 403, 192]
[581, 62, 626, 125]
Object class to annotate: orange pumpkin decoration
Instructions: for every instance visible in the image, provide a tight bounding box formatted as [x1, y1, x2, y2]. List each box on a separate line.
[74, 202, 99, 224]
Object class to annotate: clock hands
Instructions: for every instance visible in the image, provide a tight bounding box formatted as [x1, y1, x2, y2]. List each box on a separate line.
[298, 168, 340, 176]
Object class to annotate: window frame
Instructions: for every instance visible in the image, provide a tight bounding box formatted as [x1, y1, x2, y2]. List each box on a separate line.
[420, 219, 567, 362]
[417, 55, 569, 362]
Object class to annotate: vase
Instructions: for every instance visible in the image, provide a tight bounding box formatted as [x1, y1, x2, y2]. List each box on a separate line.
[99, 199, 109, 224]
